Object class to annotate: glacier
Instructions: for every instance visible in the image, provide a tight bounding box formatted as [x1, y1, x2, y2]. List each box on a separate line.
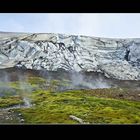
[0, 32, 140, 80]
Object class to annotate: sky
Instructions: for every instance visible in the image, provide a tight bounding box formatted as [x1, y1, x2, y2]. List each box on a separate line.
[0, 13, 140, 38]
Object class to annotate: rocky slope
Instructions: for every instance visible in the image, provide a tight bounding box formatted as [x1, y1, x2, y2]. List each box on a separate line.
[0, 32, 140, 80]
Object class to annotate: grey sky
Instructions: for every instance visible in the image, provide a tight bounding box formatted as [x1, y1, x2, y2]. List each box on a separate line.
[0, 13, 140, 38]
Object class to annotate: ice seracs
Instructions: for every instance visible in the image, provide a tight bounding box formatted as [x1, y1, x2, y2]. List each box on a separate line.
[0, 32, 140, 80]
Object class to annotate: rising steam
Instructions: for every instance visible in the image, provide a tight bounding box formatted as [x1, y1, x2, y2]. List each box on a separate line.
[70, 71, 111, 89]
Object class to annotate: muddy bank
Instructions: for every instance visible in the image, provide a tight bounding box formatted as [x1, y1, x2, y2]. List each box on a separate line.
[0, 67, 40, 82]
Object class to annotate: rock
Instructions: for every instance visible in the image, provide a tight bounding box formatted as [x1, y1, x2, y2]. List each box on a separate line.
[119, 94, 123, 97]
[0, 32, 140, 80]
[20, 119, 24, 123]
[7, 112, 11, 114]
[5, 117, 9, 120]
[69, 115, 90, 124]
[69, 115, 83, 124]
[18, 113, 22, 116]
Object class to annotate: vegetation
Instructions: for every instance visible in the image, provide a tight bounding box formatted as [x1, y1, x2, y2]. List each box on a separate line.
[1, 76, 140, 124]
[15, 89, 140, 124]
[0, 95, 23, 108]
[47, 79, 70, 93]
[27, 77, 46, 85]
[9, 77, 45, 90]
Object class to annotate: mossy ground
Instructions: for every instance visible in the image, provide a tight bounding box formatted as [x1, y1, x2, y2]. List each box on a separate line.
[0, 95, 23, 108]
[16, 89, 140, 124]
[1, 76, 140, 124]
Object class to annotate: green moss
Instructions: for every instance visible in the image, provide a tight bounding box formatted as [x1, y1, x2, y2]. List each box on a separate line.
[10, 81, 36, 90]
[15, 89, 140, 124]
[0, 82, 10, 87]
[27, 77, 46, 85]
[10, 82, 21, 90]
[9, 77, 46, 91]
[0, 96, 23, 108]
[47, 79, 71, 93]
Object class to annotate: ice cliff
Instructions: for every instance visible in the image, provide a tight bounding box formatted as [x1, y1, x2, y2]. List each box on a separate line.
[0, 32, 140, 80]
